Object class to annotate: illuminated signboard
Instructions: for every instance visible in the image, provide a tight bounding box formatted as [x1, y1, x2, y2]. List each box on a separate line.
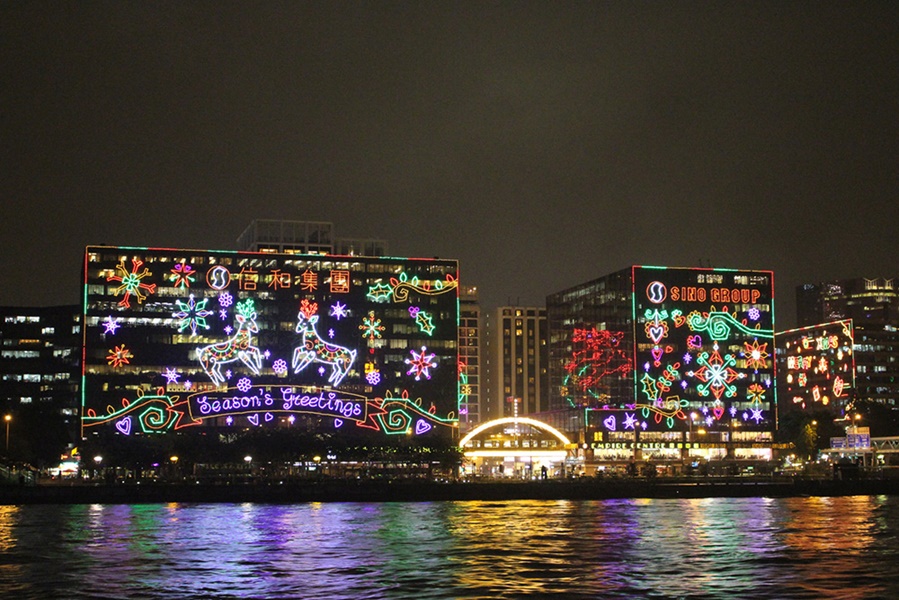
[627, 266, 776, 433]
[81, 246, 459, 439]
[777, 320, 854, 411]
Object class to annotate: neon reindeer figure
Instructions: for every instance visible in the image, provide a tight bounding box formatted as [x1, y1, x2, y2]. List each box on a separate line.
[197, 298, 263, 386]
[293, 299, 356, 387]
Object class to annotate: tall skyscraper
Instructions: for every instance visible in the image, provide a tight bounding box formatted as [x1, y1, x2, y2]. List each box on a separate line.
[458, 285, 482, 430]
[486, 307, 549, 420]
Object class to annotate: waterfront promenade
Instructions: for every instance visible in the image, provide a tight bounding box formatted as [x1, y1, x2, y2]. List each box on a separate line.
[2, 476, 898, 505]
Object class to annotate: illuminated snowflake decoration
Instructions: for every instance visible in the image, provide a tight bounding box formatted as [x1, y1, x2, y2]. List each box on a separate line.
[359, 311, 385, 340]
[318, 366, 326, 376]
[173, 294, 213, 336]
[366, 370, 381, 385]
[236, 377, 252, 393]
[226, 416, 233, 426]
[219, 291, 233, 308]
[623, 413, 638, 430]
[272, 359, 288, 374]
[219, 309, 228, 320]
[748, 308, 760, 321]
[328, 328, 335, 339]
[184, 380, 193, 390]
[107, 344, 133, 368]
[224, 325, 233, 335]
[225, 370, 233, 380]
[162, 368, 180, 384]
[687, 344, 742, 400]
[168, 263, 196, 289]
[330, 302, 348, 320]
[107, 258, 157, 308]
[405, 346, 437, 381]
[743, 339, 770, 372]
[103, 316, 121, 335]
[747, 383, 766, 404]
[683, 353, 692, 364]
[750, 407, 765, 424]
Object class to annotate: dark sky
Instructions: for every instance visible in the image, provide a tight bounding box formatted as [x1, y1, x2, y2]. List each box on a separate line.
[2, 3, 897, 329]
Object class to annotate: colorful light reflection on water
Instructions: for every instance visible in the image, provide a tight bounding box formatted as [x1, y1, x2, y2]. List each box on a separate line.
[0, 496, 897, 599]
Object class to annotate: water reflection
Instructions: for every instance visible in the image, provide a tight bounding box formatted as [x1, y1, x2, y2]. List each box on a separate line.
[0, 497, 897, 599]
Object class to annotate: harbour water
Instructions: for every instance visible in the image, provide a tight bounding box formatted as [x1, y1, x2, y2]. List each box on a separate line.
[1, 495, 897, 599]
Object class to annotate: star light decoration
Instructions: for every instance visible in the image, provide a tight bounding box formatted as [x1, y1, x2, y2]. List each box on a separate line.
[162, 368, 180, 384]
[743, 339, 770, 373]
[103, 316, 121, 335]
[359, 311, 385, 340]
[107, 344, 133, 368]
[168, 263, 196, 288]
[405, 346, 437, 381]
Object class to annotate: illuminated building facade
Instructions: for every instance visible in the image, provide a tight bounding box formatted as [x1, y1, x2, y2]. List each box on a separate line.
[0, 305, 82, 449]
[81, 246, 459, 442]
[548, 266, 776, 467]
[796, 277, 899, 406]
[776, 320, 855, 414]
[458, 285, 482, 430]
[486, 307, 549, 420]
[236, 219, 388, 257]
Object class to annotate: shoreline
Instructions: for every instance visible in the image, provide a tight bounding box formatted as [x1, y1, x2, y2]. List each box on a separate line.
[2, 477, 898, 505]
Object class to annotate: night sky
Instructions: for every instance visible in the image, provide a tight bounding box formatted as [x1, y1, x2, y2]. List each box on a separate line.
[2, 3, 897, 329]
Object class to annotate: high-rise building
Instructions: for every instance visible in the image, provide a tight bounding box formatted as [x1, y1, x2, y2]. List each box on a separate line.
[486, 307, 549, 420]
[0, 305, 82, 453]
[457, 285, 482, 430]
[236, 219, 388, 257]
[796, 277, 899, 406]
[547, 266, 776, 465]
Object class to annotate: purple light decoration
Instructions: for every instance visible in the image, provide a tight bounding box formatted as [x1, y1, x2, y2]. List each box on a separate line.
[219, 309, 228, 320]
[603, 415, 616, 431]
[287, 415, 295, 424]
[236, 377, 252, 393]
[330, 302, 348, 320]
[103, 316, 121, 335]
[225, 370, 233, 379]
[184, 380, 193, 390]
[318, 366, 326, 376]
[641, 421, 648, 430]
[750, 407, 764, 423]
[705, 416, 714, 427]
[409, 306, 420, 317]
[219, 291, 233, 307]
[366, 370, 381, 385]
[334, 418, 344, 428]
[224, 325, 233, 335]
[742, 412, 749, 421]
[681, 380, 688, 390]
[247, 414, 259, 426]
[415, 419, 432, 435]
[730, 406, 737, 417]
[623, 413, 638, 430]
[748, 307, 760, 321]
[683, 353, 692, 364]
[226, 416, 233, 425]
[115, 417, 132, 435]
[328, 328, 335, 339]
[643, 362, 651, 372]
[263, 350, 271, 359]
[272, 359, 287, 374]
[162, 368, 180, 384]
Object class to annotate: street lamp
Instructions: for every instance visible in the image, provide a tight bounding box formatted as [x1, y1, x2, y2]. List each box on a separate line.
[4, 415, 10, 453]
